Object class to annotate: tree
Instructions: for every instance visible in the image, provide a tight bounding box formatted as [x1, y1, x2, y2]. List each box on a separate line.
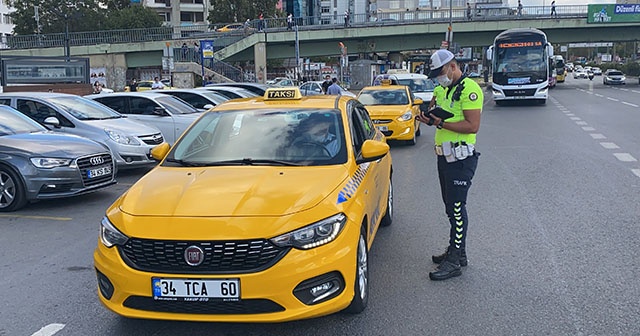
[105, 5, 163, 30]
[208, 0, 280, 24]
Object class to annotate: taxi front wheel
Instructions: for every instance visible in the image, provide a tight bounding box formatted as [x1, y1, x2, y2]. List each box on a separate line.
[343, 225, 369, 314]
[380, 176, 393, 227]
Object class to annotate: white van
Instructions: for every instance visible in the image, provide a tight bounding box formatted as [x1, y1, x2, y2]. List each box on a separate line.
[373, 70, 435, 102]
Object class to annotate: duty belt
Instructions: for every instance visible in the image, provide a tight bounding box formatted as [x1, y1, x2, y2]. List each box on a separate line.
[435, 142, 475, 162]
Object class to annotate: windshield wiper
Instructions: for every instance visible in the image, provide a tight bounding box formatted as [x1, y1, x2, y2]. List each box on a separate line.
[164, 158, 207, 167]
[201, 158, 301, 166]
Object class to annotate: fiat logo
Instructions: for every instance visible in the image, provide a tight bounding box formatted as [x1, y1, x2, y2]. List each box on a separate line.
[89, 156, 104, 165]
[184, 245, 204, 266]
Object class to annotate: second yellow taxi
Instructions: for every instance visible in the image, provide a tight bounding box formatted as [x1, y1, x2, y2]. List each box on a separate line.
[94, 87, 393, 322]
[357, 82, 423, 145]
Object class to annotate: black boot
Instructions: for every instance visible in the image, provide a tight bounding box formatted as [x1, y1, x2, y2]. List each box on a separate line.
[429, 249, 462, 281]
[431, 247, 468, 266]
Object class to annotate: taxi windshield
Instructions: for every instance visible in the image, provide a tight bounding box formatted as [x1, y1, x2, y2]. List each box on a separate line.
[166, 108, 347, 166]
[396, 78, 435, 93]
[358, 89, 409, 105]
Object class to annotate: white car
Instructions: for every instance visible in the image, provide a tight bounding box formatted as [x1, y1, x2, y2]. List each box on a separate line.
[573, 70, 588, 79]
[86, 92, 203, 145]
[299, 81, 357, 97]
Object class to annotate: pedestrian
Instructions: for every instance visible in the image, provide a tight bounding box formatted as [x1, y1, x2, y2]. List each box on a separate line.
[517, 0, 523, 17]
[258, 12, 264, 31]
[551, 0, 557, 17]
[321, 74, 332, 94]
[244, 18, 251, 37]
[193, 41, 199, 62]
[181, 42, 188, 61]
[344, 10, 350, 28]
[417, 49, 483, 281]
[428, 82, 445, 110]
[129, 78, 138, 92]
[326, 78, 342, 95]
[467, 3, 472, 21]
[287, 13, 293, 31]
[151, 76, 165, 90]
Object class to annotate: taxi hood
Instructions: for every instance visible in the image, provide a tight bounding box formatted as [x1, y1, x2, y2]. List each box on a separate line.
[119, 166, 349, 217]
[365, 105, 410, 117]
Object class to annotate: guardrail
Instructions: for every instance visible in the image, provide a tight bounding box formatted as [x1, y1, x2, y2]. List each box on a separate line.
[4, 5, 588, 51]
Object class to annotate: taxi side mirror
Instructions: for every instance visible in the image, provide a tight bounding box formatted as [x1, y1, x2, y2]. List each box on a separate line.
[357, 140, 389, 164]
[150, 142, 171, 161]
[413, 98, 424, 106]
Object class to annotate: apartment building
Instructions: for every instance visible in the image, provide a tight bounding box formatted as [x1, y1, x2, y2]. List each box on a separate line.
[0, 1, 14, 48]
[143, 0, 211, 26]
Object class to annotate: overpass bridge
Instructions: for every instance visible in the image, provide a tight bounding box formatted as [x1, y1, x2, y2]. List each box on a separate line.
[1, 5, 638, 89]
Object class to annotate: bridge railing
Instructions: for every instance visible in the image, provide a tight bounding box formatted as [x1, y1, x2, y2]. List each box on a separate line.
[3, 5, 588, 51]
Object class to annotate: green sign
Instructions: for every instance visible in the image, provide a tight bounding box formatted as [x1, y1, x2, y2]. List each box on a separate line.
[588, 4, 640, 23]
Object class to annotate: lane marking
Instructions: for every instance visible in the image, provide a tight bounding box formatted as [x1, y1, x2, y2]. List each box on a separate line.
[582, 126, 596, 131]
[570, 117, 581, 120]
[613, 153, 637, 162]
[0, 214, 72, 221]
[600, 142, 620, 149]
[590, 133, 607, 139]
[595, 94, 604, 97]
[631, 90, 640, 94]
[622, 102, 639, 107]
[31, 324, 65, 336]
[632, 169, 640, 178]
[607, 97, 619, 101]
[576, 121, 588, 125]
[619, 88, 629, 92]
[566, 113, 575, 116]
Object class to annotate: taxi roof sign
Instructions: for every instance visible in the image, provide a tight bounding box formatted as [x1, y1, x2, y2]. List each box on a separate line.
[380, 79, 392, 85]
[264, 88, 303, 100]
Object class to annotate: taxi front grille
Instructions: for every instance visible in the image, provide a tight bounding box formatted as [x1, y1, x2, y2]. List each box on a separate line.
[372, 119, 393, 124]
[123, 296, 285, 315]
[76, 153, 114, 187]
[119, 239, 289, 274]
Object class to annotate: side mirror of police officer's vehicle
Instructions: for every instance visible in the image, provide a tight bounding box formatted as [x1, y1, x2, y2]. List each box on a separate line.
[356, 140, 390, 165]
[203, 104, 215, 110]
[413, 98, 424, 106]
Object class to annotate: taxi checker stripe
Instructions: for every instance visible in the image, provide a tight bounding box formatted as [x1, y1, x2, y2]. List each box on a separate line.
[337, 164, 370, 204]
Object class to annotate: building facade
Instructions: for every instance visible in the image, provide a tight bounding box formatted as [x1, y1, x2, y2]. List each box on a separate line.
[143, 0, 211, 27]
[0, 1, 14, 48]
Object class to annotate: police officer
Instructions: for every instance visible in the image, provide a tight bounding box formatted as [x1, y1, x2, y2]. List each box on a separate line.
[417, 49, 483, 281]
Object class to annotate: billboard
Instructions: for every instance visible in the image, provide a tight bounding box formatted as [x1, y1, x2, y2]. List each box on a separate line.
[588, 4, 640, 23]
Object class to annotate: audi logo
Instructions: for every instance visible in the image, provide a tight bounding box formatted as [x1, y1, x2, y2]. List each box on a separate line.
[89, 156, 104, 165]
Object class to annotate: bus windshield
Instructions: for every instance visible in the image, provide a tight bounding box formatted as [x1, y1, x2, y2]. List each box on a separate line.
[493, 42, 547, 85]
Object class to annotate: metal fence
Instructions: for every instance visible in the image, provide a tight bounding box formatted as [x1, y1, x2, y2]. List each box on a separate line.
[4, 5, 588, 51]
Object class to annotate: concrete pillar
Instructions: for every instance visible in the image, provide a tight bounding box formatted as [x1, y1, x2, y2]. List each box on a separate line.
[254, 42, 267, 84]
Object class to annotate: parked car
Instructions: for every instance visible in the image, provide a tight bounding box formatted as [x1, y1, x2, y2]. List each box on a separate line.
[155, 89, 229, 111]
[206, 82, 269, 96]
[0, 92, 164, 169]
[93, 87, 392, 322]
[86, 92, 202, 145]
[603, 69, 626, 85]
[299, 81, 357, 97]
[201, 86, 257, 99]
[0, 105, 116, 211]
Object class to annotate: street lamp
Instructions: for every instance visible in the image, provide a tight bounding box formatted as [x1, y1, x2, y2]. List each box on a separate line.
[448, 0, 452, 50]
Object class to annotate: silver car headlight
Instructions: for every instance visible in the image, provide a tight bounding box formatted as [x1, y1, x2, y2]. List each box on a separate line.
[104, 129, 141, 146]
[397, 111, 414, 122]
[100, 216, 129, 248]
[270, 213, 346, 250]
[30, 157, 72, 168]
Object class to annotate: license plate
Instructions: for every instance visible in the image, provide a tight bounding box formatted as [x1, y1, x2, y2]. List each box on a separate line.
[152, 278, 240, 300]
[377, 125, 388, 131]
[87, 166, 111, 179]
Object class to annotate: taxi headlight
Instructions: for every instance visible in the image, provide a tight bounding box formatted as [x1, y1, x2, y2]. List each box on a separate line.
[104, 129, 141, 146]
[271, 213, 346, 250]
[30, 157, 72, 168]
[397, 111, 413, 122]
[100, 216, 129, 248]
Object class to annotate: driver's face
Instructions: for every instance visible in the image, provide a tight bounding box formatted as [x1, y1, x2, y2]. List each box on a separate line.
[309, 123, 330, 138]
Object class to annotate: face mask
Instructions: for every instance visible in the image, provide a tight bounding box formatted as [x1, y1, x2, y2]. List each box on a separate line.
[437, 66, 452, 87]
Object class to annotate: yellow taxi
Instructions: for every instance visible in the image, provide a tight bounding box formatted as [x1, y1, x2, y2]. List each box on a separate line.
[94, 87, 393, 322]
[357, 82, 423, 145]
[125, 80, 176, 92]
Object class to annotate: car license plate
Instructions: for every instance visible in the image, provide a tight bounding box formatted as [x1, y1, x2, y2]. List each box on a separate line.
[87, 166, 111, 179]
[152, 278, 240, 301]
[377, 125, 388, 132]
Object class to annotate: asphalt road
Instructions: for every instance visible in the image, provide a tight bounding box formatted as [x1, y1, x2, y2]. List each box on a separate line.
[1, 77, 639, 336]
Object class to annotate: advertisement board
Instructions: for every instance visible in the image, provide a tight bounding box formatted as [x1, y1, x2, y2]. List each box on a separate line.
[588, 4, 640, 23]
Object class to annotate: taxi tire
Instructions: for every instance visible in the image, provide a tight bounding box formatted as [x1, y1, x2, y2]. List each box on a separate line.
[405, 131, 417, 146]
[344, 225, 369, 314]
[380, 176, 393, 227]
[0, 166, 27, 212]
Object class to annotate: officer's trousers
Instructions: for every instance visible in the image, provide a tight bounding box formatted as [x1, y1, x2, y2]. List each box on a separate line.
[437, 152, 479, 250]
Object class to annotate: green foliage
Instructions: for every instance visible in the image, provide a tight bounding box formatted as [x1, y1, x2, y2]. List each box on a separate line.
[208, 0, 280, 24]
[105, 6, 163, 30]
[8, 0, 161, 35]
